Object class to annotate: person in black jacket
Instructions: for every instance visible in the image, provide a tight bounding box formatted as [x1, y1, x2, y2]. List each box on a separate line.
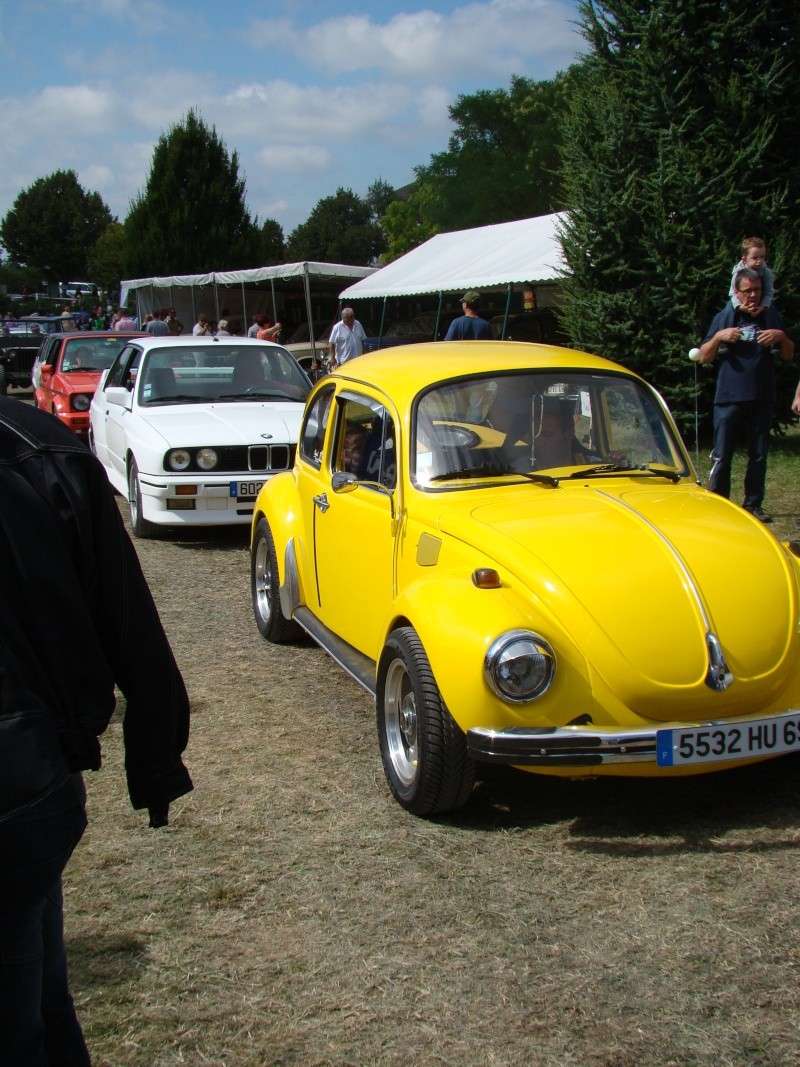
[0, 396, 193, 1065]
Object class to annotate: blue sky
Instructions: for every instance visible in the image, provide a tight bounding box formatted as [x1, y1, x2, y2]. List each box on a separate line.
[1, 0, 583, 240]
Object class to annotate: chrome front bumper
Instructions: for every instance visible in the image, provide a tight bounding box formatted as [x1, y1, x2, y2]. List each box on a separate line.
[467, 725, 657, 765]
[467, 708, 800, 766]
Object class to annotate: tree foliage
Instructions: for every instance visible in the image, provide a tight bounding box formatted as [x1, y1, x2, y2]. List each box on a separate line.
[381, 73, 575, 259]
[125, 110, 259, 276]
[286, 188, 385, 264]
[257, 218, 285, 264]
[87, 222, 127, 302]
[0, 170, 113, 282]
[559, 0, 800, 427]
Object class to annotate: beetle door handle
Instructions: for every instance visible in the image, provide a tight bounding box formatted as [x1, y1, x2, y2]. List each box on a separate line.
[313, 493, 330, 513]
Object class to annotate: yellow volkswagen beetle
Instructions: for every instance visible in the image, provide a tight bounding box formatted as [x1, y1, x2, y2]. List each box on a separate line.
[250, 342, 800, 815]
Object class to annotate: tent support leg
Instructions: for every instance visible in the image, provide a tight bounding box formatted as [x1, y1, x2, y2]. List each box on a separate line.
[241, 283, 247, 333]
[303, 263, 316, 365]
[378, 296, 387, 349]
[191, 286, 196, 327]
[271, 279, 277, 324]
[501, 283, 512, 340]
[214, 283, 220, 325]
[433, 291, 442, 340]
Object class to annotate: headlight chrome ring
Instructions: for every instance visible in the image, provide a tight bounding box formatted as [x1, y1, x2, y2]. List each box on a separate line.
[484, 629, 556, 704]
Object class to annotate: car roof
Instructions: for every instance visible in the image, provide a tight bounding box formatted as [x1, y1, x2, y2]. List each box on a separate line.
[56, 331, 145, 340]
[331, 341, 641, 402]
[130, 335, 287, 351]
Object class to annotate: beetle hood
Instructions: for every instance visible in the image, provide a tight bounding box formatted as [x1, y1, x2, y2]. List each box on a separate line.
[448, 483, 798, 720]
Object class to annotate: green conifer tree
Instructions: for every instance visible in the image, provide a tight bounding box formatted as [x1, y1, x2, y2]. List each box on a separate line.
[125, 110, 259, 276]
[559, 0, 800, 430]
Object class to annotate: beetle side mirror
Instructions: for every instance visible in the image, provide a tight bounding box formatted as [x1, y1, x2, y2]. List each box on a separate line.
[332, 470, 359, 493]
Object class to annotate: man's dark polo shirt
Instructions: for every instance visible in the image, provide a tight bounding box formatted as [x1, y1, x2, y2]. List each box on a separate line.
[704, 304, 785, 406]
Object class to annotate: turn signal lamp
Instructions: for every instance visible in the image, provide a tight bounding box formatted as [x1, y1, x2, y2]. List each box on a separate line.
[472, 568, 501, 589]
[175, 485, 197, 496]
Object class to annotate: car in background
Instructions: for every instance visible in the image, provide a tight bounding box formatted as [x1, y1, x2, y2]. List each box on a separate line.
[0, 316, 73, 393]
[33, 332, 144, 437]
[89, 335, 311, 537]
[249, 341, 800, 815]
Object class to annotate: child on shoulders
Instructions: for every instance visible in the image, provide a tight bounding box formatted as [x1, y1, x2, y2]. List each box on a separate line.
[729, 236, 774, 311]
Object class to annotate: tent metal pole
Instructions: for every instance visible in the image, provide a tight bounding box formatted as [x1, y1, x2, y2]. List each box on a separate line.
[169, 284, 174, 311]
[214, 281, 220, 324]
[302, 263, 316, 363]
[191, 285, 196, 326]
[501, 283, 512, 339]
[241, 282, 247, 333]
[270, 278, 277, 322]
[433, 291, 442, 339]
[378, 296, 387, 348]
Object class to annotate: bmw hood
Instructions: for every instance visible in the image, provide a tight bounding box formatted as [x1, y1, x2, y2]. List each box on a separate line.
[444, 483, 799, 719]
[140, 403, 303, 447]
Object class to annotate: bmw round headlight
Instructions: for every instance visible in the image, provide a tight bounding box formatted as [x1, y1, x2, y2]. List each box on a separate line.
[196, 447, 218, 470]
[167, 448, 191, 471]
[71, 393, 91, 412]
[484, 630, 556, 703]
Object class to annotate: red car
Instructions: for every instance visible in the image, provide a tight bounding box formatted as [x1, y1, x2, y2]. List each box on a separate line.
[33, 332, 144, 437]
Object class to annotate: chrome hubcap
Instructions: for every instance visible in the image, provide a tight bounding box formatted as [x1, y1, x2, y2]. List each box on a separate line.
[254, 538, 273, 624]
[384, 659, 419, 787]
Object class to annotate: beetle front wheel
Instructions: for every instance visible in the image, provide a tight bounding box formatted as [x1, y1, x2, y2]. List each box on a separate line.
[377, 627, 475, 815]
[251, 517, 303, 643]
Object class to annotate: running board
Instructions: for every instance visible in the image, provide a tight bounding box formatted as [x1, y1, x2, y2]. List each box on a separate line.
[293, 607, 377, 698]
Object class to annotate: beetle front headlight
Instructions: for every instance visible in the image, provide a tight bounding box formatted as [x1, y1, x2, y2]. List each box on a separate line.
[484, 630, 556, 703]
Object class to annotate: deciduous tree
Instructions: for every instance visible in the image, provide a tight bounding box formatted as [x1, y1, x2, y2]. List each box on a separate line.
[88, 222, 127, 303]
[0, 170, 112, 282]
[286, 188, 384, 265]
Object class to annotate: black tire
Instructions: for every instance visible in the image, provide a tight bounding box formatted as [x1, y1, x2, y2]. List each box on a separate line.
[251, 517, 303, 643]
[127, 458, 156, 539]
[377, 627, 475, 815]
[0, 365, 7, 396]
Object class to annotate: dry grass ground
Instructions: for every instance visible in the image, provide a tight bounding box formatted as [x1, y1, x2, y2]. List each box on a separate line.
[66, 434, 800, 1067]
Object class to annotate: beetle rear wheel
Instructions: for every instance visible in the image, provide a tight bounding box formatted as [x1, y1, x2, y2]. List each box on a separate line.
[377, 627, 475, 815]
[251, 517, 302, 643]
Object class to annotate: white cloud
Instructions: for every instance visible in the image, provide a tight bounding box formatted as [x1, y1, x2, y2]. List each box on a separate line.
[416, 86, 453, 128]
[257, 145, 331, 172]
[249, 0, 581, 81]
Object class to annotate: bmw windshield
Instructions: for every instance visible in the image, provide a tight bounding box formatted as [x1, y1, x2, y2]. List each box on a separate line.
[414, 371, 689, 488]
[138, 345, 311, 406]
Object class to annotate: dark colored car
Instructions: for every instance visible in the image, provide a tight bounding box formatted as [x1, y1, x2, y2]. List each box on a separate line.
[0, 317, 70, 392]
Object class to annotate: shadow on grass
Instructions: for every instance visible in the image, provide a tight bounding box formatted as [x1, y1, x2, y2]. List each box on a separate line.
[449, 753, 800, 852]
[67, 932, 147, 989]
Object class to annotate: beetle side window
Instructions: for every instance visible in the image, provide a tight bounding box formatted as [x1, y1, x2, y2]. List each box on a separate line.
[333, 397, 396, 490]
[299, 386, 334, 468]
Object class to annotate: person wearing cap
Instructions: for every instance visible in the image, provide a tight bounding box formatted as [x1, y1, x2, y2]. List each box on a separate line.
[444, 291, 493, 341]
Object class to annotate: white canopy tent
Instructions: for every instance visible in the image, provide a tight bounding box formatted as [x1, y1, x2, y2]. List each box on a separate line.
[120, 261, 375, 359]
[339, 213, 566, 341]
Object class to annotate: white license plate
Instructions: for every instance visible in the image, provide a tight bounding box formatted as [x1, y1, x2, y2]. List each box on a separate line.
[231, 480, 265, 498]
[656, 712, 800, 766]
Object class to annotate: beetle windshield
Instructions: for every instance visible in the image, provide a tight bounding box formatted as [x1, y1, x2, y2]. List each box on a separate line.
[138, 344, 311, 406]
[414, 371, 688, 487]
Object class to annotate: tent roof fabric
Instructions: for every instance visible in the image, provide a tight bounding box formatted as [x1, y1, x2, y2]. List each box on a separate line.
[339, 212, 566, 300]
[120, 261, 375, 306]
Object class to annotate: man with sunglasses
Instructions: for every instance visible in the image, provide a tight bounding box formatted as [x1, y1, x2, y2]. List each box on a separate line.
[698, 267, 794, 522]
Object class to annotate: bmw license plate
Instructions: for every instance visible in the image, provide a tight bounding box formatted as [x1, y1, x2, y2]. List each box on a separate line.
[656, 712, 800, 766]
[230, 480, 265, 498]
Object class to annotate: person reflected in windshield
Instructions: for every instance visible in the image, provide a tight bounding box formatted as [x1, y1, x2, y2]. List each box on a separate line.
[63, 345, 92, 372]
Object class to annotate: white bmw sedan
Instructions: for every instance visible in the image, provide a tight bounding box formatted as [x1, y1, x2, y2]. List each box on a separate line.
[89, 335, 311, 537]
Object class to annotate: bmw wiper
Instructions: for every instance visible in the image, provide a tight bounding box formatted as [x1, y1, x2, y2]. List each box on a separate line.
[564, 462, 682, 482]
[429, 467, 559, 487]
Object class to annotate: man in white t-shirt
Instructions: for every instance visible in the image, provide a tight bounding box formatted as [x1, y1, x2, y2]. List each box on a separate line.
[328, 308, 366, 369]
